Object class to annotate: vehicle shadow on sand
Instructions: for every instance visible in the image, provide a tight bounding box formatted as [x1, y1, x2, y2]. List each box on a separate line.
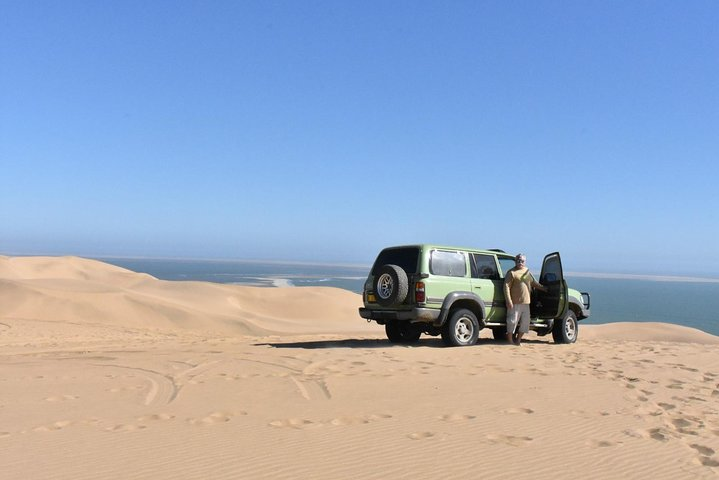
[256, 338, 394, 349]
[257, 337, 554, 349]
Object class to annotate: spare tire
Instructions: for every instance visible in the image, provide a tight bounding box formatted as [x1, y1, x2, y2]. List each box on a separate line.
[375, 264, 409, 307]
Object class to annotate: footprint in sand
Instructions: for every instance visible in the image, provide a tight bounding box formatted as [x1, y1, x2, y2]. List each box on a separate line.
[105, 424, 148, 432]
[690, 444, 715, 456]
[0, 432, 11, 438]
[671, 418, 694, 429]
[668, 416, 701, 435]
[501, 408, 534, 415]
[695, 456, 719, 467]
[438, 414, 476, 422]
[647, 427, 672, 442]
[269, 418, 317, 430]
[137, 413, 175, 422]
[485, 434, 533, 446]
[44, 395, 78, 402]
[33, 420, 73, 432]
[330, 414, 392, 426]
[586, 439, 619, 448]
[187, 411, 243, 426]
[407, 431, 436, 440]
[623, 429, 644, 439]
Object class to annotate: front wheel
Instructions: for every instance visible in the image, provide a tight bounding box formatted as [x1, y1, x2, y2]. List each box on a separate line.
[552, 310, 578, 344]
[442, 309, 479, 347]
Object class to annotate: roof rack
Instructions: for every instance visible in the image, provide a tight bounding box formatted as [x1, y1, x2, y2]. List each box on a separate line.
[488, 249, 506, 253]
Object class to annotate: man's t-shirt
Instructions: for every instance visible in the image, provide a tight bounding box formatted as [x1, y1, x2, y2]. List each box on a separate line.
[504, 267, 537, 305]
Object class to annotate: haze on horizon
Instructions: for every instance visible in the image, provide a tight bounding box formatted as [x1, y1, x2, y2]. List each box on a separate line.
[1, 1, 717, 277]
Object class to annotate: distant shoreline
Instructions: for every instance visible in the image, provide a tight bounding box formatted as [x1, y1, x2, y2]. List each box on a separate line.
[3, 253, 719, 284]
[566, 271, 719, 284]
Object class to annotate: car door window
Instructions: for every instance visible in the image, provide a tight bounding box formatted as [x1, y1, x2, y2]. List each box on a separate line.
[540, 253, 562, 284]
[471, 254, 499, 279]
[498, 257, 516, 278]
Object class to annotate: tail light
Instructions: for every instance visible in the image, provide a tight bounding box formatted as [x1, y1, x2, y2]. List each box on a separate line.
[415, 282, 425, 303]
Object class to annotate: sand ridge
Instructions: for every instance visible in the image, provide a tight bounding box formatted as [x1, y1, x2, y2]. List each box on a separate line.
[1, 255, 718, 479]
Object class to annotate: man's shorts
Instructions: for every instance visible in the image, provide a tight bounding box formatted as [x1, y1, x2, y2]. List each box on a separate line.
[507, 304, 531, 334]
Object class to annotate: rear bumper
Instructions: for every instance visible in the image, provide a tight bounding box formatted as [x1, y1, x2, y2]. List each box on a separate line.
[359, 307, 440, 323]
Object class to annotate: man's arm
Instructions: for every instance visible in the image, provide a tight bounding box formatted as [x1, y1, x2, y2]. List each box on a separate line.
[504, 274, 513, 309]
[531, 278, 548, 292]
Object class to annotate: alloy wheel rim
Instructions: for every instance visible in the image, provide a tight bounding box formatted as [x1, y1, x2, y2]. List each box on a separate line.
[455, 317, 474, 343]
[378, 273, 394, 299]
[565, 319, 576, 339]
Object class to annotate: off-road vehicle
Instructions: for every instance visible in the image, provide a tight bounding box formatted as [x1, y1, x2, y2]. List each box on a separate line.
[359, 245, 591, 346]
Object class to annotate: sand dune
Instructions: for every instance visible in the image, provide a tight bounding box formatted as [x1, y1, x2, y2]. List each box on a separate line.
[1, 256, 718, 479]
[0, 255, 373, 338]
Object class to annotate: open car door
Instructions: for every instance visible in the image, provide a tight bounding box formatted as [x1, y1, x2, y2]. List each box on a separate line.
[530, 252, 568, 319]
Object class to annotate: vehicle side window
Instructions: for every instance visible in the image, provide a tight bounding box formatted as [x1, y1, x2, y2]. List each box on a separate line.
[498, 257, 516, 278]
[430, 250, 467, 277]
[471, 254, 498, 279]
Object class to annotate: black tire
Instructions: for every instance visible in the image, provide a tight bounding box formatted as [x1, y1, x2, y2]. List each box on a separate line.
[492, 327, 506, 341]
[375, 264, 409, 307]
[441, 309, 480, 347]
[385, 321, 422, 344]
[552, 310, 578, 344]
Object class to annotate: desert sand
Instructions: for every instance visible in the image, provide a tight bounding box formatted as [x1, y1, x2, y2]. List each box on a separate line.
[1, 255, 718, 479]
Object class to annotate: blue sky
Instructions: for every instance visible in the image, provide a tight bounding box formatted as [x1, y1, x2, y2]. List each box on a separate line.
[1, 1, 717, 275]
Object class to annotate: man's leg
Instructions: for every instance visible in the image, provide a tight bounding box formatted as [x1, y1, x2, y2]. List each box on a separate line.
[515, 305, 530, 345]
[506, 306, 518, 343]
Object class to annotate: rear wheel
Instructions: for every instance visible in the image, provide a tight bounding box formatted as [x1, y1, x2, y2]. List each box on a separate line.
[442, 309, 479, 347]
[552, 310, 578, 344]
[385, 321, 422, 344]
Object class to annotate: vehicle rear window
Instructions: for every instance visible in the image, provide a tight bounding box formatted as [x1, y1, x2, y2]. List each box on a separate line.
[430, 250, 467, 277]
[371, 247, 420, 275]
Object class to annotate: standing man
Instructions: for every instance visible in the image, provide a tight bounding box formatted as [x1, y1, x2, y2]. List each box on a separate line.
[504, 253, 547, 346]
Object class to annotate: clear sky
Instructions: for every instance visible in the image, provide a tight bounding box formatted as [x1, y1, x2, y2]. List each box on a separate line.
[1, 1, 717, 276]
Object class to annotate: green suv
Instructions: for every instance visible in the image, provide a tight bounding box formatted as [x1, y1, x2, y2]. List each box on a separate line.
[358, 245, 591, 346]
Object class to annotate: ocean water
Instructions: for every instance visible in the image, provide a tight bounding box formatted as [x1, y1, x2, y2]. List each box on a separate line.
[100, 258, 719, 336]
[566, 277, 719, 336]
[102, 257, 369, 292]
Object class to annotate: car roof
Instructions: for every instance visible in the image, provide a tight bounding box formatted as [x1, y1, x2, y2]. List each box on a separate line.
[383, 244, 514, 258]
